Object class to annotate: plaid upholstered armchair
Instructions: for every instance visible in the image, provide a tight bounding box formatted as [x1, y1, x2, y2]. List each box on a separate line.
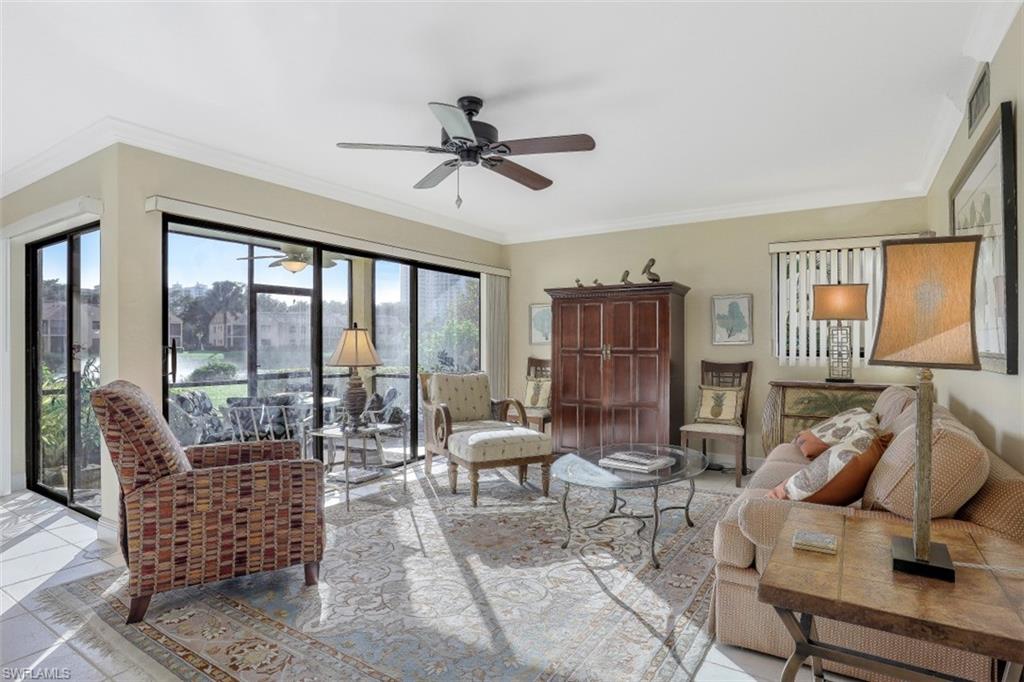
[91, 380, 325, 623]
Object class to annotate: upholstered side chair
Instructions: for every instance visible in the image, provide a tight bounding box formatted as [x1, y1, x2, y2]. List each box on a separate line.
[91, 380, 325, 623]
[419, 372, 553, 506]
[679, 360, 753, 487]
[524, 357, 552, 432]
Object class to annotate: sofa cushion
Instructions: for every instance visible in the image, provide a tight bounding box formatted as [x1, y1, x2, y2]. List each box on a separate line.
[872, 385, 916, 432]
[958, 451, 1024, 543]
[447, 424, 551, 463]
[749, 459, 804, 489]
[809, 408, 878, 446]
[765, 442, 808, 467]
[428, 372, 493, 423]
[863, 416, 990, 519]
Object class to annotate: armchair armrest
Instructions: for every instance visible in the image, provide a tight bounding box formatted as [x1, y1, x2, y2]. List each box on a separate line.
[424, 399, 453, 449]
[493, 398, 527, 425]
[185, 440, 301, 468]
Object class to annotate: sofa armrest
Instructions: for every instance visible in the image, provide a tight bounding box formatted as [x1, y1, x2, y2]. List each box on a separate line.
[492, 398, 527, 425]
[185, 440, 301, 468]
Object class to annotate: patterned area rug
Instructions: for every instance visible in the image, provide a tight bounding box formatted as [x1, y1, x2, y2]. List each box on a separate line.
[36, 465, 737, 681]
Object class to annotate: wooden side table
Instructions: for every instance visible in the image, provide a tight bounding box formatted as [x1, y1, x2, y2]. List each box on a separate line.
[757, 508, 1024, 682]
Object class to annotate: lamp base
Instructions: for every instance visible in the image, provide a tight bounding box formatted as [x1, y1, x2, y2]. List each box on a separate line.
[344, 373, 368, 424]
[825, 377, 854, 383]
[891, 536, 955, 582]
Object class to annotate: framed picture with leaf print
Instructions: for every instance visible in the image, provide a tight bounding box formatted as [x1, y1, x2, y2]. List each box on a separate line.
[949, 100, 1018, 375]
[711, 294, 753, 345]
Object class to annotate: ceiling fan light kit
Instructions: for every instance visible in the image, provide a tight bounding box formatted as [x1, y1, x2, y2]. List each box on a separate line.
[336, 95, 595, 207]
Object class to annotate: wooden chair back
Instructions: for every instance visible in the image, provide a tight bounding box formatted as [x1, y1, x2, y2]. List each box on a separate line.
[527, 357, 551, 379]
[700, 360, 754, 429]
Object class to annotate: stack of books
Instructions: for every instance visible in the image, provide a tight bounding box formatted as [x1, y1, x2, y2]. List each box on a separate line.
[598, 450, 674, 473]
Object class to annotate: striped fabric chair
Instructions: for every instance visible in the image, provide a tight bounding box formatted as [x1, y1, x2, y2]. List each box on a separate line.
[91, 380, 325, 623]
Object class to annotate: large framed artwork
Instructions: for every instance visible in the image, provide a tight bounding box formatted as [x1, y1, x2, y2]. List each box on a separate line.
[711, 294, 753, 345]
[950, 101, 1018, 375]
[529, 303, 552, 345]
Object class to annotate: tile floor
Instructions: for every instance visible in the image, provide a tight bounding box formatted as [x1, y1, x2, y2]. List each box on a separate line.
[0, 469, 829, 681]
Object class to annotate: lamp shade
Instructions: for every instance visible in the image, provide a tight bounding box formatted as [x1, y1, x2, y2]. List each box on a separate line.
[812, 284, 869, 321]
[869, 236, 981, 369]
[327, 323, 382, 367]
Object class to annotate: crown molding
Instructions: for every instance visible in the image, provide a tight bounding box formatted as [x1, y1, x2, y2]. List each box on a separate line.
[502, 184, 928, 245]
[1, 117, 506, 245]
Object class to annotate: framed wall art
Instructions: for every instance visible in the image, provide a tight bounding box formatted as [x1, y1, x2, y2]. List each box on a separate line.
[529, 303, 552, 345]
[950, 100, 1018, 374]
[712, 294, 753, 345]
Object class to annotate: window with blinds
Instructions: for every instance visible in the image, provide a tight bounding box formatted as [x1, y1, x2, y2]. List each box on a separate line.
[769, 233, 922, 363]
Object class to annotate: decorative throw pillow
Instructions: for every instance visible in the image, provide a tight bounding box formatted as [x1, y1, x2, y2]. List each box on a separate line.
[794, 430, 830, 459]
[782, 425, 883, 502]
[808, 407, 878, 447]
[695, 385, 744, 425]
[524, 377, 551, 408]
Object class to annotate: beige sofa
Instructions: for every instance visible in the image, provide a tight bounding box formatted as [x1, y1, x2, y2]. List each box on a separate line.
[712, 386, 1024, 681]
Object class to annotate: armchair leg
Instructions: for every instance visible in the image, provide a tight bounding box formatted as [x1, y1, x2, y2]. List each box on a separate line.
[735, 441, 743, 488]
[541, 462, 551, 497]
[518, 464, 527, 485]
[126, 595, 152, 624]
[469, 467, 480, 507]
[448, 461, 458, 493]
[305, 561, 320, 586]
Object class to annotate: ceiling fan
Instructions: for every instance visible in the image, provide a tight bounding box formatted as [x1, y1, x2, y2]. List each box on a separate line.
[237, 246, 338, 274]
[336, 95, 595, 206]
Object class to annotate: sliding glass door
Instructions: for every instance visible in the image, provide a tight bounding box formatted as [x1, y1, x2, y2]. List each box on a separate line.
[162, 216, 480, 458]
[27, 225, 102, 517]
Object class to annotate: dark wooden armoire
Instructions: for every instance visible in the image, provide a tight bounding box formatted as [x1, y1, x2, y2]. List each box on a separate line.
[546, 282, 688, 453]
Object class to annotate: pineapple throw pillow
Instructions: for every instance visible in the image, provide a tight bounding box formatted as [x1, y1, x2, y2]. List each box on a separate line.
[695, 384, 744, 426]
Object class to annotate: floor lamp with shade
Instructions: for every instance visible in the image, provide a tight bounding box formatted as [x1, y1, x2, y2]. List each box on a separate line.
[327, 323, 382, 425]
[869, 235, 981, 582]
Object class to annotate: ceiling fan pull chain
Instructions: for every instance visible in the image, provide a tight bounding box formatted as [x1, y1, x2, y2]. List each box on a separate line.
[455, 163, 463, 209]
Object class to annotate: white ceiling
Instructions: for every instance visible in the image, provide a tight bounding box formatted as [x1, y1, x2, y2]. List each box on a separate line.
[2, 2, 1020, 244]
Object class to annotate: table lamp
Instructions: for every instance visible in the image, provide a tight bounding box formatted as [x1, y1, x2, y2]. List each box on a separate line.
[812, 283, 869, 382]
[869, 235, 981, 582]
[327, 322, 382, 424]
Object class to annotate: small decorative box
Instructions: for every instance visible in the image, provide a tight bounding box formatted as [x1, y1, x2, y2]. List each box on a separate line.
[792, 530, 838, 555]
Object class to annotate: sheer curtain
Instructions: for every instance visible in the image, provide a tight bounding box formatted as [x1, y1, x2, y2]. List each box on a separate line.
[482, 273, 509, 399]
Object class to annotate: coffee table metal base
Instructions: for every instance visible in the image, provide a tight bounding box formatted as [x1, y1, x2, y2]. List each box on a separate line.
[559, 479, 696, 569]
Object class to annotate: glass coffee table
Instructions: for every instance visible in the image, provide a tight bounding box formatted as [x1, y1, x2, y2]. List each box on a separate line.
[551, 443, 709, 568]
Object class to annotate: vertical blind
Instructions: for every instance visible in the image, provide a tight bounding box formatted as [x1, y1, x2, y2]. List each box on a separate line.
[770, 241, 891, 363]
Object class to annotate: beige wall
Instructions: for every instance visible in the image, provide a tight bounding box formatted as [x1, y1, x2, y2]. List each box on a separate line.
[506, 199, 924, 465]
[925, 7, 1024, 472]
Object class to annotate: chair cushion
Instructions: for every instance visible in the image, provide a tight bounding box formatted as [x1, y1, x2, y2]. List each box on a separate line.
[680, 423, 744, 436]
[428, 372, 492, 422]
[695, 384, 744, 426]
[872, 385, 916, 432]
[447, 424, 552, 463]
[863, 413, 990, 519]
[91, 380, 192, 495]
[524, 377, 551, 408]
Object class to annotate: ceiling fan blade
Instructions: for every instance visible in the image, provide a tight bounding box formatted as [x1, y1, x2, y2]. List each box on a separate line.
[236, 254, 284, 261]
[336, 142, 449, 153]
[487, 134, 595, 156]
[414, 159, 459, 189]
[427, 102, 476, 142]
[483, 158, 552, 190]
[268, 258, 287, 268]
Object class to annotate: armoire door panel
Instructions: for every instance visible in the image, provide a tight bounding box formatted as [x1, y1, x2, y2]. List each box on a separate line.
[580, 353, 604, 402]
[607, 301, 634, 350]
[580, 303, 604, 351]
[556, 404, 579, 451]
[635, 354, 661, 404]
[636, 408, 661, 443]
[559, 353, 580, 401]
[558, 303, 580, 350]
[580, 406, 604, 449]
[608, 354, 635, 405]
[607, 407, 634, 444]
[635, 300, 661, 351]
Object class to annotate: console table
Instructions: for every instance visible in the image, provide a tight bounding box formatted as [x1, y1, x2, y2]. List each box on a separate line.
[760, 380, 905, 455]
[757, 508, 1024, 682]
